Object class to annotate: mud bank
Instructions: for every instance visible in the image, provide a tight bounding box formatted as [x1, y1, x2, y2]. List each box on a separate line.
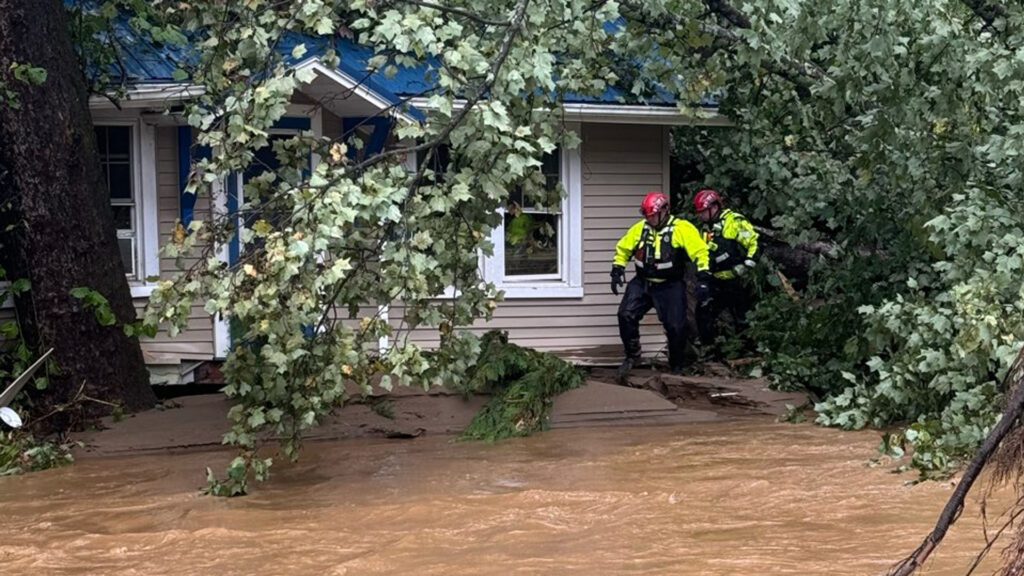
[72, 366, 807, 457]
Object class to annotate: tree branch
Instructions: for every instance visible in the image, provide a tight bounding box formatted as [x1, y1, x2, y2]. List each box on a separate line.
[402, 0, 531, 198]
[963, 496, 1024, 576]
[620, 0, 826, 92]
[703, 0, 751, 28]
[398, 0, 511, 27]
[886, 345, 1024, 576]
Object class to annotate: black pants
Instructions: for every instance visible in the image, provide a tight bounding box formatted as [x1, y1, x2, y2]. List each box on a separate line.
[697, 276, 752, 345]
[617, 276, 688, 369]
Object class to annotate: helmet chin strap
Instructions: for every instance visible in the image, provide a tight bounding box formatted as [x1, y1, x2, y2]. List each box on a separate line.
[654, 207, 670, 228]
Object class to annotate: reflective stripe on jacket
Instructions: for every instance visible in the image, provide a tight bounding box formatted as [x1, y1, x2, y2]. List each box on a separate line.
[702, 209, 759, 279]
[613, 216, 709, 281]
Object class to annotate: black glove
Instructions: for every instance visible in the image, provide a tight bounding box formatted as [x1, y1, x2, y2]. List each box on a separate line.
[610, 265, 626, 295]
[695, 271, 713, 307]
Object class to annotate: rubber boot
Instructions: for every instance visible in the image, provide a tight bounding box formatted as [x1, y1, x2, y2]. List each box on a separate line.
[616, 356, 638, 386]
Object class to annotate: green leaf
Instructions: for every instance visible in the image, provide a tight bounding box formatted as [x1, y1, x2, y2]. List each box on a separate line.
[25, 67, 46, 86]
[0, 321, 17, 339]
[96, 308, 117, 326]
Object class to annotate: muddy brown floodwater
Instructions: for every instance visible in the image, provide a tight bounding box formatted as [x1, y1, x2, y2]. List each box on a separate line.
[0, 419, 1016, 575]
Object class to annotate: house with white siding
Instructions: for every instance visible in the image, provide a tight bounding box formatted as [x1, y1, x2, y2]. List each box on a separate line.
[78, 32, 727, 383]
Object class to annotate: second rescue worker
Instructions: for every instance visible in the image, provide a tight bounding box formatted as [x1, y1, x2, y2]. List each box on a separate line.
[692, 188, 760, 349]
[611, 192, 710, 378]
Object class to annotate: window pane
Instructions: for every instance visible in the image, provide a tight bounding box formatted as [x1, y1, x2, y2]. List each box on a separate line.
[110, 205, 132, 229]
[504, 212, 559, 276]
[521, 189, 561, 213]
[107, 163, 132, 199]
[118, 237, 135, 276]
[95, 125, 136, 277]
[95, 127, 108, 155]
[542, 151, 560, 190]
[107, 126, 131, 157]
[516, 150, 561, 212]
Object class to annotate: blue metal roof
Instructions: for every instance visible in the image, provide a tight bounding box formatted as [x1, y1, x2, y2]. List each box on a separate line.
[108, 18, 191, 83]
[71, 3, 704, 108]
[66, 0, 185, 83]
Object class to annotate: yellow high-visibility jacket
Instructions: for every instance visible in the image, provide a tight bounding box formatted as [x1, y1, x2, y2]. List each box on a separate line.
[613, 216, 709, 282]
[701, 209, 759, 279]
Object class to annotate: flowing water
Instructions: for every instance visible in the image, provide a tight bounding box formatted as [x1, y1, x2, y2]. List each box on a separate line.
[0, 419, 1016, 575]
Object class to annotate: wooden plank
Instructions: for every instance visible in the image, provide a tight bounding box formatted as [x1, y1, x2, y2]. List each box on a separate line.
[583, 194, 650, 208]
[580, 173, 665, 186]
[577, 185, 657, 197]
[140, 341, 215, 356]
[580, 161, 663, 174]
[584, 151, 665, 164]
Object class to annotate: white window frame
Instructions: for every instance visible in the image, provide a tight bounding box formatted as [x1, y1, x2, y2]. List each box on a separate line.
[483, 122, 583, 299]
[96, 125, 138, 277]
[91, 115, 160, 298]
[501, 152, 563, 282]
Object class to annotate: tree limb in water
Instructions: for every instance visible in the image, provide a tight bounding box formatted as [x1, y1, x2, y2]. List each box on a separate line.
[886, 346, 1024, 576]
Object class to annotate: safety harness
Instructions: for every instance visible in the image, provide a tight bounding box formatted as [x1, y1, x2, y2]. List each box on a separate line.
[702, 210, 748, 274]
[632, 216, 688, 281]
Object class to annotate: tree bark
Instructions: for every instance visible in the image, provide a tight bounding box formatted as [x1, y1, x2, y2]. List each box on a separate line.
[0, 0, 155, 432]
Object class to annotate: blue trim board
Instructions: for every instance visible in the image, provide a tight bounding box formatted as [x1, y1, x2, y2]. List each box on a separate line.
[227, 172, 240, 266]
[177, 127, 211, 230]
[341, 117, 393, 158]
[176, 126, 195, 228]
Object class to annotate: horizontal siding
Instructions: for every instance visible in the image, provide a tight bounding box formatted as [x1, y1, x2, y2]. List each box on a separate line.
[391, 123, 673, 358]
[140, 127, 215, 360]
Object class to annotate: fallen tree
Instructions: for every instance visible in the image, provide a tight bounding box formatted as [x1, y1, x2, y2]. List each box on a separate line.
[887, 344, 1024, 575]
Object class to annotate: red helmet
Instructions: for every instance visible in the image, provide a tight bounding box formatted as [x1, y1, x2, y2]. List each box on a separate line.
[640, 192, 669, 216]
[693, 188, 721, 212]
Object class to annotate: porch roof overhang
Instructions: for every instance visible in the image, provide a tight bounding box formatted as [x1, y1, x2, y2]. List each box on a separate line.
[290, 58, 423, 124]
[88, 57, 422, 124]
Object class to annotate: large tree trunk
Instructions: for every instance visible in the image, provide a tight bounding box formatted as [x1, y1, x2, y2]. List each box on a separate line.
[0, 0, 155, 432]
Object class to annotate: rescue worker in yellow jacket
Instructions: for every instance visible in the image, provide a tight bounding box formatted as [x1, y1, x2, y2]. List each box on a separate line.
[692, 188, 760, 350]
[611, 192, 710, 378]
